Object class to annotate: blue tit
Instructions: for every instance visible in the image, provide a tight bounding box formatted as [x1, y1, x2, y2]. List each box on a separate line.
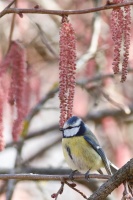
[61, 116, 118, 177]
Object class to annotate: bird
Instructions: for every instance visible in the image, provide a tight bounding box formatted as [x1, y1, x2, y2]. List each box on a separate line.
[61, 116, 118, 179]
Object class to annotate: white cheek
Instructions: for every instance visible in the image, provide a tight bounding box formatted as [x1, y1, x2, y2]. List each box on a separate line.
[64, 127, 80, 137]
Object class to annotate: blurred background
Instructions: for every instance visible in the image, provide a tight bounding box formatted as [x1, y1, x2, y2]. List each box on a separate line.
[0, 0, 133, 199]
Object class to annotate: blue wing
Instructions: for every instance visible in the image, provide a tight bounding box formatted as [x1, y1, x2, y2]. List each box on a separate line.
[84, 135, 112, 175]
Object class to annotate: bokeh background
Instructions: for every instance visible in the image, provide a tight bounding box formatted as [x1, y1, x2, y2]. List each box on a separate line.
[0, 0, 133, 199]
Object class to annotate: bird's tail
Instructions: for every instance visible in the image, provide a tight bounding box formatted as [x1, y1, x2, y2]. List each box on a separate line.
[110, 162, 118, 174]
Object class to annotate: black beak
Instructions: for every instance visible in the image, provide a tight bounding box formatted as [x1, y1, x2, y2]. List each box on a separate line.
[59, 128, 64, 131]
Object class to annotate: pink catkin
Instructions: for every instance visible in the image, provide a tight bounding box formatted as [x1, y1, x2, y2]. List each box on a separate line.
[110, 0, 131, 82]
[0, 88, 5, 150]
[7, 41, 27, 141]
[121, 5, 131, 82]
[0, 74, 11, 150]
[59, 17, 76, 127]
[111, 8, 124, 74]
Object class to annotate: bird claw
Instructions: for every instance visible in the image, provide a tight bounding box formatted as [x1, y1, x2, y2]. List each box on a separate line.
[85, 170, 90, 180]
[69, 170, 78, 181]
[97, 169, 104, 174]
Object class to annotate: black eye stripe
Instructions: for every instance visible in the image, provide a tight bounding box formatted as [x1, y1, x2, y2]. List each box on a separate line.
[67, 127, 73, 130]
[65, 125, 80, 130]
[59, 125, 80, 132]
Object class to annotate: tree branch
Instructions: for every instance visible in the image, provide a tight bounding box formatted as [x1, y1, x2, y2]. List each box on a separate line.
[77, 68, 133, 85]
[88, 158, 133, 200]
[5, 102, 133, 149]
[0, 1, 133, 17]
[76, 7, 101, 71]
[0, 173, 110, 181]
[21, 136, 61, 165]
[85, 103, 133, 123]
[21, 86, 58, 137]
[0, 159, 132, 200]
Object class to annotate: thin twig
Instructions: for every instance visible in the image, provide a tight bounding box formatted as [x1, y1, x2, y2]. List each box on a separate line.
[64, 180, 87, 199]
[5, 123, 59, 148]
[84, 85, 130, 112]
[77, 68, 133, 85]
[36, 23, 59, 59]
[6, 140, 24, 200]
[21, 136, 61, 165]
[8, 13, 16, 46]
[51, 181, 64, 200]
[8, 0, 17, 48]
[101, 90, 129, 112]
[5, 102, 133, 149]
[77, 9, 101, 70]
[0, 173, 110, 181]
[21, 86, 59, 137]
[25, 86, 58, 122]
[85, 103, 133, 122]
[123, 181, 133, 199]
[5, 0, 15, 9]
[0, 2, 133, 17]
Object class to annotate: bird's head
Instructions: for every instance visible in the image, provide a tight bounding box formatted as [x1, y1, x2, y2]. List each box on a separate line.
[60, 116, 86, 138]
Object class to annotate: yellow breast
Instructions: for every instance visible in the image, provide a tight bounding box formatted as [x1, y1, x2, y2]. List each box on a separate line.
[62, 136, 104, 173]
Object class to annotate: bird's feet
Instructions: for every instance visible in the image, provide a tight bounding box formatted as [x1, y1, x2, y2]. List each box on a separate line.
[69, 170, 78, 181]
[97, 169, 103, 174]
[85, 170, 90, 180]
